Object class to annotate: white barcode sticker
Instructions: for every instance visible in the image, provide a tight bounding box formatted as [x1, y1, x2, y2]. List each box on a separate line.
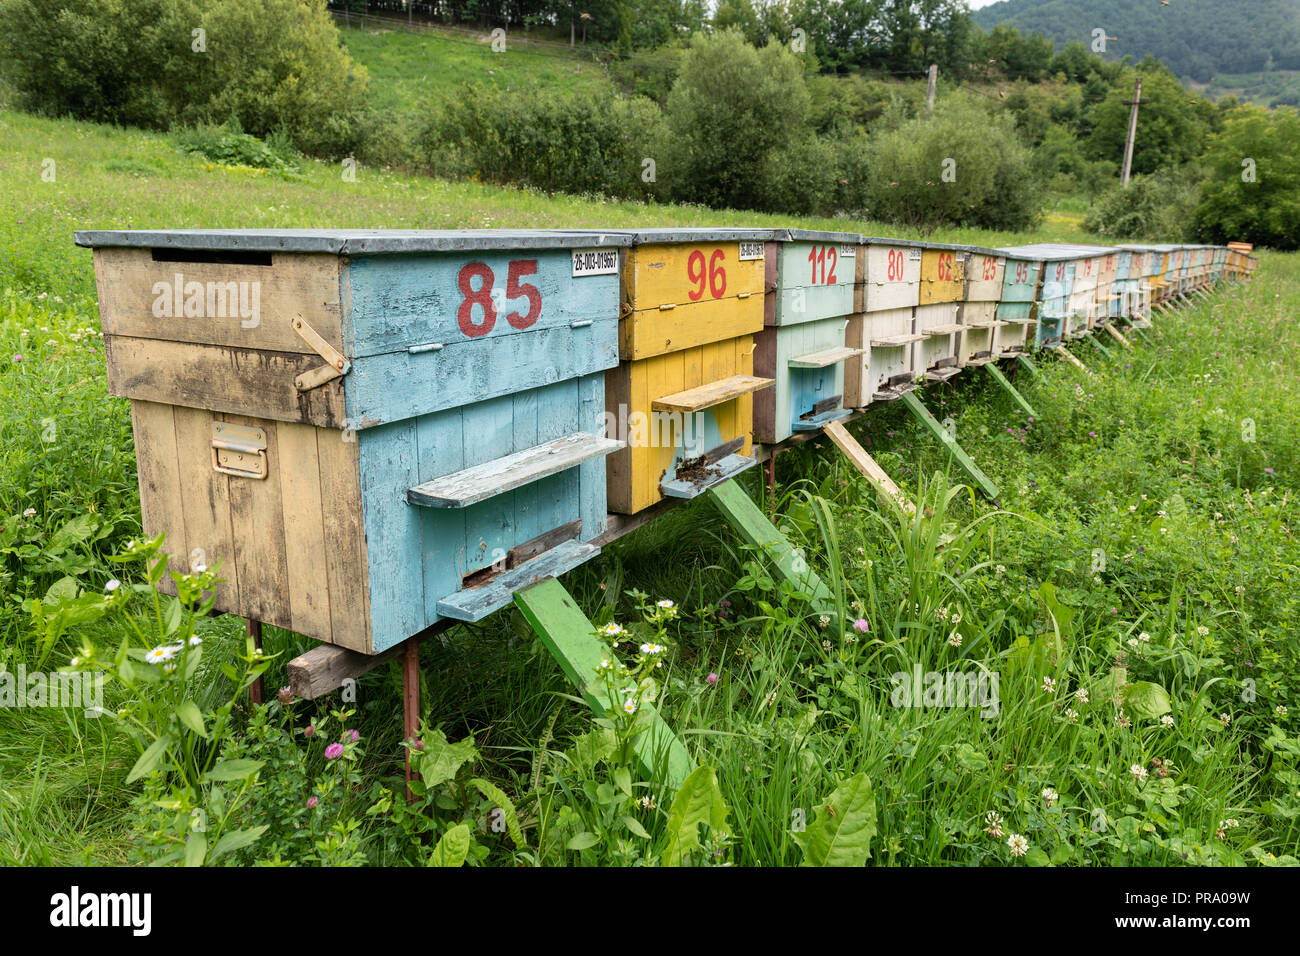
[738, 241, 765, 261]
[908, 250, 922, 261]
[572, 248, 620, 277]
[839, 245, 856, 258]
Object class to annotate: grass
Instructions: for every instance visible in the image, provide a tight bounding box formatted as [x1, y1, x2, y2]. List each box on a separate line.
[1, 106, 1297, 866]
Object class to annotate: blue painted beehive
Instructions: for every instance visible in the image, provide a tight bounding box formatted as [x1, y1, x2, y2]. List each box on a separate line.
[753, 229, 861, 443]
[76, 229, 629, 653]
[996, 245, 1078, 349]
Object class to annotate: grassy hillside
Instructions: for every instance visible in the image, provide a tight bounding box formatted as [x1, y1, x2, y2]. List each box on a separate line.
[976, 0, 1300, 85]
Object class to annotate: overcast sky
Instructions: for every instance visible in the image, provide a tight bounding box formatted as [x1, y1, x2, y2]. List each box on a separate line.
[965, 0, 1004, 9]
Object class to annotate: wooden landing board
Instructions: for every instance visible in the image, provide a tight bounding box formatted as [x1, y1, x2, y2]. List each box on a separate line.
[706, 479, 837, 618]
[436, 538, 599, 621]
[823, 420, 915, 515]
[788, 346, 863, 369]
[651, 375, 773, 413]
[407, 433, 623, 508]
[924, 324, 964, 335]
[870, 333, 924, 347]
[900, 391, 999, 500]
[514, 578, 693, 789]
[983, 363, 1040, 420]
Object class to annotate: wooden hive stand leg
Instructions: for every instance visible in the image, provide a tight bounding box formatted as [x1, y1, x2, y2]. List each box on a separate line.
[514, 579, 693, 790]
[983, 362, 1040, 421]
[247, 619, 264, 705]
[403, 638, 421, 804]
[706, 479, 838, 620]
[1016, 353, 1043, 381]
[823, 420, 915, 516]
[899, 391, 1000, 501]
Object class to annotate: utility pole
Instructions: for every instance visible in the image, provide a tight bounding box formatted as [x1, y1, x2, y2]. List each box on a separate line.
[1121, 76, 1142, 187]
[926, 64, 937, 112]
[570, 2, 575, 49]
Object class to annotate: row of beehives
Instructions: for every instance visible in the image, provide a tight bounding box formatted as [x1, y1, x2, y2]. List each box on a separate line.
[74, 228, 1255, 654]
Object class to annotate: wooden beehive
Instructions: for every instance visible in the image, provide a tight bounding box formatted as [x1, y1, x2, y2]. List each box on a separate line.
[957, 249, 1007, 367]
[846, 237, 925, 406]
[591, 228, 774, 514]
[998, 245, 1077, 349]
[1093, 250, 1119, 325]
[915, 244, 969, 381]
[753, 230, 860, 443]
[994, 253, 1041, 355]
[76, 228, 630, 653]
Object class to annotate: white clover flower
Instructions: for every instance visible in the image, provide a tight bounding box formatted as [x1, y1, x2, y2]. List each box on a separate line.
[1065, 708, 1079, 724]
[947, 631, 962, 648]
[1219, 713, 1232, 727]
[1276, 705, 1288, 717]
[1127, 638, 1139, 649]
[104, 579, 121, 592]
[1130, 764, 1148, 782]
[1042, 787, 1058, 808]
[995, 565, 1006, 574]
[640, 795, 655, 810]
[1138, 631, 1151, 642]
[1074, 688, 1089, 704]
[817, 615, 830, 630]
[983, 811, 1004, 838]
[1161, 714, 1175, 727]
[1196, 625, 1209, 637]
[1118, 712, 1132, 729]
[1041, 677, 1056, 694]
[22, 508, 36, 518]
[1007, 833, 1029, 857]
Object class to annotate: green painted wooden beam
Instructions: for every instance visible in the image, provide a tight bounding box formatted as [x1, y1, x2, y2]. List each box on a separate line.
[900, 390, 1000, 500]
[984, 362, 1040, 420]
[1088, 335, 1116, 360]
[514, 578, 693, 789]
[1016, 353, 1042, 380]
[706, 478, 837, 618]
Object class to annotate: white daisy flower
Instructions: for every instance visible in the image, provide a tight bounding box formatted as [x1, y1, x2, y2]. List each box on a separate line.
[599, 623, 624, 638]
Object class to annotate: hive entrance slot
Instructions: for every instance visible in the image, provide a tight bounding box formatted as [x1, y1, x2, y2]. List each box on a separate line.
[151, 248, 273, 267]
[460, 519, 584, 591]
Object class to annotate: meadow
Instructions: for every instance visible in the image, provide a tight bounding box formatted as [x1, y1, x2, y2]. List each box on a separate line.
[0, 106, 1297, 866]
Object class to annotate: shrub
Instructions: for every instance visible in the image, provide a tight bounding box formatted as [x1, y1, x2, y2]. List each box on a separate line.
[423, 85, 665, 201]
[1192, 104, 1300, 250]
[0, 0, 367, 157]
[1084, 170, 1200, 241]
[174, 124, 300, 173]
[863, 93, 1043, 231]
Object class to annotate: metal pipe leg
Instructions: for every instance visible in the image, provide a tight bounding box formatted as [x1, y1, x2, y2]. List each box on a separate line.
[403, 639, 421, 803]
[247, 619, 264, 705]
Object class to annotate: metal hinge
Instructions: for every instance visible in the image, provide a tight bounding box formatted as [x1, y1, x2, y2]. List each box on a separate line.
[291, 316, 351, 391]
[212, 422, 268, 479]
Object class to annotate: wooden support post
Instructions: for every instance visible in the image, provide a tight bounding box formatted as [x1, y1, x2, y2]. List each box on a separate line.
[926, 64, 937, 112]
[899, 391, 999, 500]
[1089, 335, 1116, 360]
[514, 579, 693, 789]
[983, 362, 1040, 420]
[1103, 323, 1134, 350]
[402, 639, 420, 803]
[823, 420, 915, 515]
[1016, 353, 1042, 380]
[1121, 77, 1142, 188]
[1054, 345, 1091, 374]
[707, 479, 838, 617]
[247, 619, 264, 705]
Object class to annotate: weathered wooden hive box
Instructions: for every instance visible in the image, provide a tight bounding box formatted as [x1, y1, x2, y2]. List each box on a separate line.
[753, 229, 860, 443]
[956, 248, 1007, 366]
[997, 245, 1075, 349]
[1112, 249, 1150, 326]
[592, 228, 774, 513]
[1211, 247, 1227, 282]
[993, 252, 1041, 355]
[846, 237, 925, 406]
[1059, 245, 1110, 336]
[75, 228, 629, 653]
[1146, 247, 1172, 302]
[915, 244, 970, 381]
[1093, 250, 1119, 325]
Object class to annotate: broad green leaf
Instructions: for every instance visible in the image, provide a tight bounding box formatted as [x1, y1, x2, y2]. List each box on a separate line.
[622, 815, 651, 839]
[208, 826, 268, 861]
[126, 734, 175, 783]
[412, 729, 478, 789]
[203, 759, 264, 783]
[1038, 582, 1076, 639]
[953, 743, 989, 771]
[613, 766, 632, 797]
[1123, 681, 1172, 720]
[49, 514, 99, 552]
[176, 700, 207, 739]
[183, 831, 207, 868]
[1025, 846, 1050, 867]
[662, 765, 730, 867]
[471, 778, 526, 850]
[793, 772, 877, 867]
[1051, 843, 1074, 865]
[428, 824, 472, 867]
[565, 831, 600, 851]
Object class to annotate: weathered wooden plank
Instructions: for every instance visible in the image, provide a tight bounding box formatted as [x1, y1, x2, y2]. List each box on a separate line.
[661, 448, 756, 499]
[823, 420, 915, 515]
[93, 247, 343, 355]
[223, 412, 292, 628]
[275, 422, 334, 643]
[651, 374, 773, 413]
[788, 345, 862, 369]
[1054, 345, 1091, 374]
[923, 323, 965, 336]
[169, 405, 241, 603]
[315, 428, 371, 652]
[437, 538, 599, 622]
[104, 335, 347, 429]
[129, 401, 190, 578]
[514, 578, 693, 789]
[706, 479, 837, 616]
[869, 332, 924, 347]
[900, 391, 999, 500]
[1016, 353, 1041, 380]
[287, 641, 405, 700]
[407, 432, 623, 508]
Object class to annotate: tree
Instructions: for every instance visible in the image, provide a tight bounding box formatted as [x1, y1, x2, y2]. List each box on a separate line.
[1086, 60, 1208, 175]
[1193, 105, 1300, 250]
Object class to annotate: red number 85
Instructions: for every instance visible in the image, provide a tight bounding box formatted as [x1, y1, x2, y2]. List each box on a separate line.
[456, 260, 542, 338]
